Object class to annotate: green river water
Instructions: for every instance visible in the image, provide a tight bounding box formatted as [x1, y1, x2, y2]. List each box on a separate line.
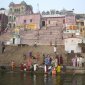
[0, 71, 85, 85]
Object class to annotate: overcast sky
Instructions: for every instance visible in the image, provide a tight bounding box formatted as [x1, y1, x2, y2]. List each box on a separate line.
[0, 0, 84, 13]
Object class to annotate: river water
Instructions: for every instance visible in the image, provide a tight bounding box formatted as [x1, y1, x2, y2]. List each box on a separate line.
[0, 72, 85, 85]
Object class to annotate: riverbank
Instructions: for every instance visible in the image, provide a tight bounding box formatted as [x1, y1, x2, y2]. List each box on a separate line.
[0, 65, 85, 75]
[0, 45, 85, 75]
[0, 45, 66, 66]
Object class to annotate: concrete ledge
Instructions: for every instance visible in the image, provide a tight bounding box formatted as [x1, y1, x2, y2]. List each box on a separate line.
[66, 66, 85, 74]
[74, 69, 85, 74]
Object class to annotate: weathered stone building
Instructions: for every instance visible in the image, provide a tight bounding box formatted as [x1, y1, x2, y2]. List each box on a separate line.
[16, 13, 41, 30]
[76, 19, 85, 37]
[8, 1, 33, 29]
[0, 8, 8, 34]
[41, 15, 65, 28]
[64, 37, 82, 53]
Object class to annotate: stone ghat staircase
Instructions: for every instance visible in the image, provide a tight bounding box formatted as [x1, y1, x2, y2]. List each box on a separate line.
[0, 45, 67, 66]
[0, 30, 12, 42]
[20, 26, 64, 45]
[0, 26, 74, 45]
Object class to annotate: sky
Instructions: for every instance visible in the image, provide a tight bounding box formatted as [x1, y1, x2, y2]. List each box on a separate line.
[0, 0, 85, 13]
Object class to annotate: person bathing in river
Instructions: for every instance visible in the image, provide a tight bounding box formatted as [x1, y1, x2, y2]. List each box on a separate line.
[11, 60, 16, 71]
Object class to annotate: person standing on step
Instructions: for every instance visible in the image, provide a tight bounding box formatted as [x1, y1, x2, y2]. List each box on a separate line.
[2, 42, 5, 53]
[54, 56, 58, 68]
[54, 45, 57, 54]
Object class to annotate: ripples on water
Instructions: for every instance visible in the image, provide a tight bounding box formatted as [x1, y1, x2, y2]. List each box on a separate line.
[0, 72, 85, 85]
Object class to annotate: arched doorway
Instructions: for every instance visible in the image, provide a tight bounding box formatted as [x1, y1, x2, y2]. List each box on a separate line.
[13, 24, 15, 28]
[13, 38, 15, 44]
[9, 23, 11, 28]
[42, 21, 45, 27]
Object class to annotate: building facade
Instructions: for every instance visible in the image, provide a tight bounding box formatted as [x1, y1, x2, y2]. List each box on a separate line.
[16, 13, 41, 30]
[64, 38, 82, 53]
[76, 19, 85, 37]
[41, 15, 65, 28]
[63, 14, 77, 34]
[8, 1, 33, 29]
[0, 8, 8, 34]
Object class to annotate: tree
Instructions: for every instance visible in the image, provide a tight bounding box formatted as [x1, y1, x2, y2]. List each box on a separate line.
[46, 11, 50, 15]
[42, 11, 46, 15]
[50, 10, 56, 15]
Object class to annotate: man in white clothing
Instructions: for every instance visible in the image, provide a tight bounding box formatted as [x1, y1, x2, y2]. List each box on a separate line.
[77, 57, 80, 67]
[54, 46, 57, 54]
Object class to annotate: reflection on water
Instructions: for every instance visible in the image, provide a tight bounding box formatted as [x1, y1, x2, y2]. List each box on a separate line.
[72, 74, 85, 85]
[0, 72, 85, 85]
